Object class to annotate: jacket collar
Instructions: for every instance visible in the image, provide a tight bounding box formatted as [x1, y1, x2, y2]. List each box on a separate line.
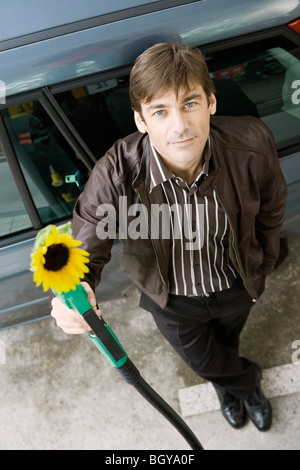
[133, 129, 221, 196]
[132, 134, 151, 193]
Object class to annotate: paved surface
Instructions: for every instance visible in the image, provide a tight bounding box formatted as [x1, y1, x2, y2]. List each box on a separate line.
[0, 239, 299, 450]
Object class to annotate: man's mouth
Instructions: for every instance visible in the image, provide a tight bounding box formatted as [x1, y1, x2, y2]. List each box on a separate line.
[171, 137, 195, 145]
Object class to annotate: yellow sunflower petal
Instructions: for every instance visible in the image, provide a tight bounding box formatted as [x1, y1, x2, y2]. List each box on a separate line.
[31, 224, 90, 292]
[59, 233, 82, 247]
[45, 225, 59, 246]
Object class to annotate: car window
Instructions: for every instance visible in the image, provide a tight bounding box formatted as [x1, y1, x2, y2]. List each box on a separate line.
[3, 101, 91, 228]
[56, 35, 300, 158]
[207, 35, 300, 150]
[0, 142, 32, 237]
[55, 76, 136, 158]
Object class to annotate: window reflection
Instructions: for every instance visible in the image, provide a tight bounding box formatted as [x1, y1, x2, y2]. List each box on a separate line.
[0, 146, 32, 237]
[55, 76, 136, 158]
[208, 36, 300, 147]
[4, 101, 89, 225]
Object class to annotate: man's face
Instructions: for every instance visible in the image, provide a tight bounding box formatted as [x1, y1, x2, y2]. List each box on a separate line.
[134, 84, 216, 170]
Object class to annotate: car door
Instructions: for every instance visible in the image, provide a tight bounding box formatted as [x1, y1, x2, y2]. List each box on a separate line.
[0, 90, 131, 330]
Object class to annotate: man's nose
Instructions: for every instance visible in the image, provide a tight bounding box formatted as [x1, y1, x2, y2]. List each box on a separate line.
[171, 110, 189, 134]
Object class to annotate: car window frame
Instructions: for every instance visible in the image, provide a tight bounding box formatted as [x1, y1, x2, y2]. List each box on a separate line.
[0, 0, 200, 52]
[200, 24, 300, 157]
[0, 87, 97, 245]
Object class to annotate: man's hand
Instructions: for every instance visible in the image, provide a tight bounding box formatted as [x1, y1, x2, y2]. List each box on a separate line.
[51, 281, 101, 334]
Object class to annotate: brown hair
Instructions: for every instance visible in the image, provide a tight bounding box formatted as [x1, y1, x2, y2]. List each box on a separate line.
[129, 42, 215, 114]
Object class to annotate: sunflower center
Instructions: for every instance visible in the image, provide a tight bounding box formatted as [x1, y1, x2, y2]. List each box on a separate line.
[44, 244, 69, 271]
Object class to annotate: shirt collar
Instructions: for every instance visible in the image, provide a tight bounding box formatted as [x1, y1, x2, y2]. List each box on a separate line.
[149, 138, 211, 192]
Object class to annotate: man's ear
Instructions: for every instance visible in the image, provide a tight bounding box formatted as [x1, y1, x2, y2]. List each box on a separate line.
[209, 94, 217, 115]
[134, 111, 147, 133]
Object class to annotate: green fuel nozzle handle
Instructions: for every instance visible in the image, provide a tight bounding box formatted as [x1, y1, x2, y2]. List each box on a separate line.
[52, 283, 204, 450]
[52, 283, 128, 368]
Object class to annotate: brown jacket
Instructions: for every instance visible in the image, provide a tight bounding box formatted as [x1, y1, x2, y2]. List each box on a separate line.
[72, 115, 287, 307]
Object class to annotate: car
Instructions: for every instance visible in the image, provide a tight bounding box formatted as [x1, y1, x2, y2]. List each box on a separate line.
[1, 0, 300, 329]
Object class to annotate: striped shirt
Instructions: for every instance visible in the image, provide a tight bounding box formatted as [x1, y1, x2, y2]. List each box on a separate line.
[149, 141, 236, 296]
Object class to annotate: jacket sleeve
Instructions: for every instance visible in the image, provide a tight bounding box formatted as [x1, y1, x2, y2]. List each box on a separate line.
[71, 157, 120, 292]
[256, 124, 287, 274]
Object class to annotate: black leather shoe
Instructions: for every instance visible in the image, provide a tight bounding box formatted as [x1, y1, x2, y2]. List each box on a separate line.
[244, 384, 272, 431]
[215, 388, 246, 429]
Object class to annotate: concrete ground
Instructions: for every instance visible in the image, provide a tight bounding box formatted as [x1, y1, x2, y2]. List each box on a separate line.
[0, 239, 299, 451]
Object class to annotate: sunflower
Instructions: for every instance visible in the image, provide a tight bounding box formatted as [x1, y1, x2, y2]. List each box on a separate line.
[30, 223, 90, 294]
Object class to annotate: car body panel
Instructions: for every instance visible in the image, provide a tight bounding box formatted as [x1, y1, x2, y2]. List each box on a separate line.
[279, 151, 300, 237]
[1, 0, 300, 97]
[0, 238, 128, 329]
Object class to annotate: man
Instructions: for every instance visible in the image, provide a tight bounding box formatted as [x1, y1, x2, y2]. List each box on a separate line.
[51, 43, 287, 431]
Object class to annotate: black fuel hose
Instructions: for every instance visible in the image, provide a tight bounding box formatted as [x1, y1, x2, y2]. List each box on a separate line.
[61, 293, 205, 451]
[116, 357, 204, 450]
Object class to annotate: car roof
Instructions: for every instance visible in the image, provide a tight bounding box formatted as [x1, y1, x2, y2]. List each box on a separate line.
[0, 0, 160, 42]
[0, 0, 300, 98]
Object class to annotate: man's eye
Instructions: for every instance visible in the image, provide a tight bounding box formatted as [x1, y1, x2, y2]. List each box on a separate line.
[155, 110, 165, 116]
[185, 102, 195, 108]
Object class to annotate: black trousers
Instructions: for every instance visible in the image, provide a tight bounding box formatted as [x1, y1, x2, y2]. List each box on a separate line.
[140, 277, 261, 400]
